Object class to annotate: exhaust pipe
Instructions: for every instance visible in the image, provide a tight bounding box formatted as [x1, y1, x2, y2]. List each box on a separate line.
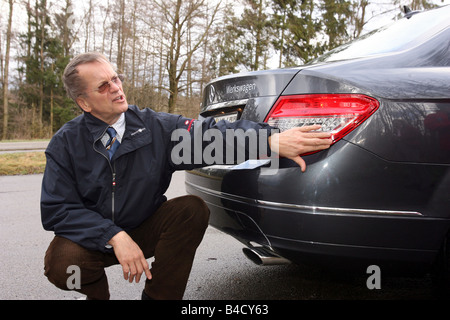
[242, 246, 290, 266]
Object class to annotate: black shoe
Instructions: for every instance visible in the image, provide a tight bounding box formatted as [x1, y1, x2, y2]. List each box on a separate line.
[141, 290, 154, 300]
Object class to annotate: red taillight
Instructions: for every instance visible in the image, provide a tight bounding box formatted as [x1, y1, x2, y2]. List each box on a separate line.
[265, 94, 379, 143]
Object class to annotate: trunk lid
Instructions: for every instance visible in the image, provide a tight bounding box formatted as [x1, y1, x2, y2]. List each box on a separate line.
[201, 68, 300, 122]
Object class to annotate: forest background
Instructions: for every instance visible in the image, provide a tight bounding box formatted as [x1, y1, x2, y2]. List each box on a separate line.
[0, 0, 447, 140]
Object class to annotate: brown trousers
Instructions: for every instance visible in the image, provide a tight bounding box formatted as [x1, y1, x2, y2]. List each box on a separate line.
[44, 195, 210, 300]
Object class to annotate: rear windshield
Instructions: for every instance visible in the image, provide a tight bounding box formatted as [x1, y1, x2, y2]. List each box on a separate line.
[312, 5, 450, 63]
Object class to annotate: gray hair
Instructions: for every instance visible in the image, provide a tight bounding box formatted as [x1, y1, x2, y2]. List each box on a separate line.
[62, 52, 111, 103]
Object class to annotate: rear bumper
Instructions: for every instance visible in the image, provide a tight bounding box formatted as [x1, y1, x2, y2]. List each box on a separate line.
[185, 141, 450, 272]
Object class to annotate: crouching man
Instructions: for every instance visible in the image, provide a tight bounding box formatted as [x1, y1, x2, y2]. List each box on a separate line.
[41, 52, 332, 300]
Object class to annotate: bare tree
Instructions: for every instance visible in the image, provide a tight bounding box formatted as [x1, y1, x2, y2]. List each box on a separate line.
[2, 0, 14, 140]
[155, 0, 220, 114]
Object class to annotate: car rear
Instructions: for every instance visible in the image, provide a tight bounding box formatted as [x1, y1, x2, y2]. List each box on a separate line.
[185, 6, 450, 276]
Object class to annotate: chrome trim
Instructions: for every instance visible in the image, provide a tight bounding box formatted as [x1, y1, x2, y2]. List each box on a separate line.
[185, 181, 423, 217]
[256, 200, 423, 217]
[204, 99, 249, 111]
[186, 181, 256, 204]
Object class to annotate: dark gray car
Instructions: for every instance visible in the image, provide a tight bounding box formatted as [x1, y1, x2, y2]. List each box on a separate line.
[185, 5, 450, 292]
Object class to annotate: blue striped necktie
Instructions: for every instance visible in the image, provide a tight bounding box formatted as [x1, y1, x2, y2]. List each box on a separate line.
[106, 127, 120, 159]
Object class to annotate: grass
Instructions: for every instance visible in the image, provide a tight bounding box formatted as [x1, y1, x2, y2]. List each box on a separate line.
[0, 152, 46, 176]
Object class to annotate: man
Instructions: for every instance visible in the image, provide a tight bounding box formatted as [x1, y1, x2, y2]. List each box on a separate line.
[41, 52, 332, 300]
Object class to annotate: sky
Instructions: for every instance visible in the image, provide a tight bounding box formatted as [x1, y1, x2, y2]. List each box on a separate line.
[1, 0, 449, 72]
[2, 0, 450, 35]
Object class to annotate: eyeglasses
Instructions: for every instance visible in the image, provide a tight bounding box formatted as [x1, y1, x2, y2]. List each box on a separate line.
[90, 74, 125, 94]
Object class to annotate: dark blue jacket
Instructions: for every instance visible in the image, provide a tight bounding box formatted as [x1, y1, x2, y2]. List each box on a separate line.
[41, 105, 273, 252]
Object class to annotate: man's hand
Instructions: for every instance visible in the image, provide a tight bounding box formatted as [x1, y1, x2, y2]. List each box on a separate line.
[269, 125, 333, 172]
[108, 231, 152, 283]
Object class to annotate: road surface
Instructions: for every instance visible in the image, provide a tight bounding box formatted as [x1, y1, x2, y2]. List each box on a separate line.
[0, 172, 439, 300]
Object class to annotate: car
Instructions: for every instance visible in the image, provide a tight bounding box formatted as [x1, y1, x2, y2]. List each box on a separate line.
[185, 5, 450, 290]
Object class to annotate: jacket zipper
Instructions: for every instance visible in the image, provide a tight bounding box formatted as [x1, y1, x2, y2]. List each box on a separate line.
[111, 164, 116, 223]
[93, 132, 116, 223]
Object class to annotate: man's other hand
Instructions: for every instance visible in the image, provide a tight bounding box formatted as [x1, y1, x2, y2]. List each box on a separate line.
[108, 231, 152, 283]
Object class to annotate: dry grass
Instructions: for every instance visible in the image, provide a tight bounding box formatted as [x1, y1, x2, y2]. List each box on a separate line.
[0, 152, 46, 176]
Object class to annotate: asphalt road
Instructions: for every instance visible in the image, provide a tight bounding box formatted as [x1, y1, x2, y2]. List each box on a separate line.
[0, 171, 441, 300]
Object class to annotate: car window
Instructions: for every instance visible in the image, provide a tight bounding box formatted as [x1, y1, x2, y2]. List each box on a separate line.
[312, 6, 450, 63]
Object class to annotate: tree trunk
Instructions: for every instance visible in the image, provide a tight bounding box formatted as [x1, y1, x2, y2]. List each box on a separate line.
[39, 0, 47, 137]
[2, 0, 13, 140]
[167, 0, 182, 114]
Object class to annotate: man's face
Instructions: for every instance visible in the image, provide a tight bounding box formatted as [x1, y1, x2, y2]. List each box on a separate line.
[76, 59, 128, 125]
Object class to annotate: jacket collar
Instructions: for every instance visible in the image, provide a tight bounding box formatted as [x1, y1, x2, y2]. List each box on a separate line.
[83, 106, 152, 159]
[84, 111, 110, 142]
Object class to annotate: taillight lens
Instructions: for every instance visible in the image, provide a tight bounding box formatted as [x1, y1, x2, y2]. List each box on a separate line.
[265, 94, 379, 143]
